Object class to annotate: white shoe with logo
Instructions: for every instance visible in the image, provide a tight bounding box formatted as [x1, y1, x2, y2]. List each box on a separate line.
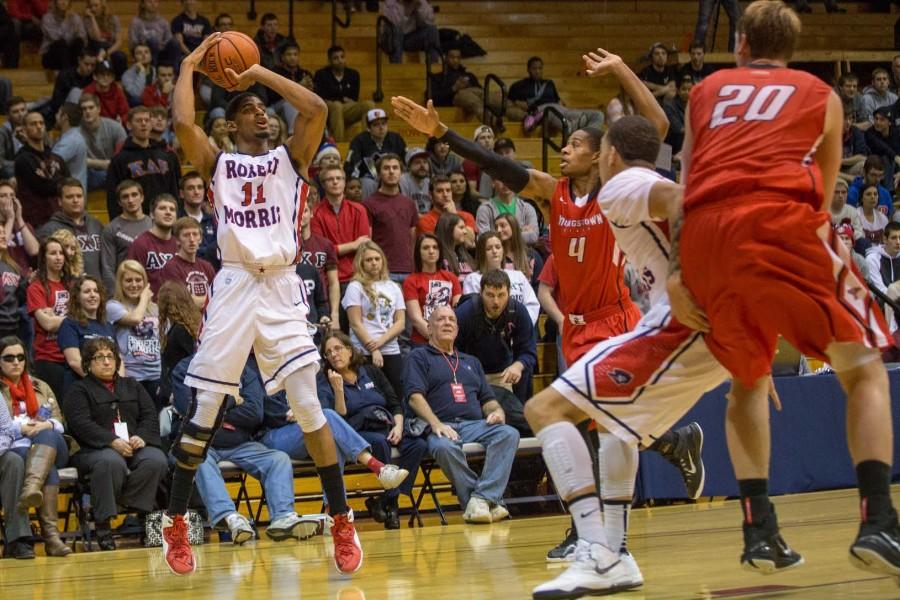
[532, 540, 638, 599]
[618, 551, 644, 588]
[377, 464, 409, 489]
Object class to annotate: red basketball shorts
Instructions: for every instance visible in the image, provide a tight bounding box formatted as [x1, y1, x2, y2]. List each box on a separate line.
[561, 301, 642, 366]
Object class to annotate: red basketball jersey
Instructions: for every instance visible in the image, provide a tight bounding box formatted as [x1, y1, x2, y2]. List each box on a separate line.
[684, 65, 833, 211]
[550, 178, 631, 315]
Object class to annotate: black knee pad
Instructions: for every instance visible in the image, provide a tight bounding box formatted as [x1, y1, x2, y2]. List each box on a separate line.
[172, 397, 228, 468]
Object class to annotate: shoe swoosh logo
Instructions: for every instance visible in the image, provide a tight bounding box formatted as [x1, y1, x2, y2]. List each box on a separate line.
[683, 452, 696, 475]
[580, 508, 600, 518]
[879, 532, 900, 553]
[594, 558, 621, 575]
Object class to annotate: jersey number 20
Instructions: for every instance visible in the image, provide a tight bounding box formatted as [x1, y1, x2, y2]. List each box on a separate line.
[709, 84, 796, 129]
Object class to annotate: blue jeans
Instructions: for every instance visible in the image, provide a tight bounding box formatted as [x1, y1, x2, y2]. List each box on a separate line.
[87, 168, 107, 191]
[196, 442, 295, 526]
[357, 430, 427, 497]
[0, 452, 30, 541]
[425, 419, 519, 507]
[694, 0, 741, 51]
[12, 427, 69, 486]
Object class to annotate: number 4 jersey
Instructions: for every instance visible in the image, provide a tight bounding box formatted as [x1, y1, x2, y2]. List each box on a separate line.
[684, 65, 832, 212]
[208, 144, 309, 267]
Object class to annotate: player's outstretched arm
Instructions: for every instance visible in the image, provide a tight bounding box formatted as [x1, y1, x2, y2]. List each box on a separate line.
[583, 48, 669, 140]
[173, 33, 222, 178]
[391, 96, 557, 201]
[228, 65, 327, 175]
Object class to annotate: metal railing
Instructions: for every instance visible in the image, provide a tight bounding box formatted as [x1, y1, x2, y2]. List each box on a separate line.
[424, 53, 444, 102]
[373, 16, 390, 102]
[482, 73, 507, 133]
[331, 0, 352, 47]
[541, 106, 570, 173]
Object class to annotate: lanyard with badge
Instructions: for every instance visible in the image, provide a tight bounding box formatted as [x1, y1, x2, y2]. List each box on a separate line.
[442, 350, 467, 403]
[112, 403, 129, 441]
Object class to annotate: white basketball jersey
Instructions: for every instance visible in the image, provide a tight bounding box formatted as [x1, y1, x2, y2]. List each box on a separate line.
[598, 167, 671, 306]
[209, 144, 307, 267]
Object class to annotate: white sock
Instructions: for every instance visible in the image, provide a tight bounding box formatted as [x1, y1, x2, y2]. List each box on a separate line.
[597, 432, 637, 554]
[602, 500, 631, 554]
[570, 495, 606, 545]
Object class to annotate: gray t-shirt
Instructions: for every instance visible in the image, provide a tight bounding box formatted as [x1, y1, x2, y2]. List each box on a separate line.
[100, 215, 152, 291]
[81, 117, 127, 161]
[107, 299, 161, 381]
[399, 173, 432, 214]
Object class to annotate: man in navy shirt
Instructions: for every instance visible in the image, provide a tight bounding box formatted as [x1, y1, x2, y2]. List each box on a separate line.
[404, 305, 519, 524]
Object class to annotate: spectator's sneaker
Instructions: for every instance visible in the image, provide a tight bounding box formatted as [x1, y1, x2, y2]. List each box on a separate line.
[224, 512, 255, 545]
[741, 512, 803, 574]
[849, 516, 900, 579]
[331, 510, 364, 574]
[546, 527, 578, 563]
[532, 540, 638, 599]
[162, 513, 196, 575]
[490, 503, 510, 523]
[266, 513, 321, 541]
[463, 497, 492, 524]
[376, 464, 409, 490]
[618, 551, 644, 588]
[658, 422, 705, 500]
[523, 112, 544, 133]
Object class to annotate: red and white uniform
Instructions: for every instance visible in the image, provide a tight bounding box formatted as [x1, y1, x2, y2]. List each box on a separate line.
[550, 178, 641, 366]
[185, 145, 319, 396]
[681, 65, 890, 386]
[551, 167, 728, 447]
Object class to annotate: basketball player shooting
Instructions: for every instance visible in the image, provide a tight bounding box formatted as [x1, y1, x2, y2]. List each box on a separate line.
[160, 32, 363, 576]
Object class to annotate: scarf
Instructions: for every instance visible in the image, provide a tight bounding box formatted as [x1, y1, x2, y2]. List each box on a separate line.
[4, 372, 38, 418]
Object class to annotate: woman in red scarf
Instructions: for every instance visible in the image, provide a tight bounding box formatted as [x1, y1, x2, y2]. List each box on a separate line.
[0, 335, 71, 556]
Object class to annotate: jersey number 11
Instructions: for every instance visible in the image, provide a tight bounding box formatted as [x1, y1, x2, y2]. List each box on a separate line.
[241, 182, 268, 206]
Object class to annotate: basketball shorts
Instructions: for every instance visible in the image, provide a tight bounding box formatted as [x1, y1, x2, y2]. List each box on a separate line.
[185, 265, 319, 396]
[680, 198, 890, 387]
[561, 301, 642, 366]
[552, 301, 729, 447]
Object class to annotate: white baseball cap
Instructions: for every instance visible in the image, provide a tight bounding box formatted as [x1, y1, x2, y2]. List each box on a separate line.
[366, 108, 388, 124]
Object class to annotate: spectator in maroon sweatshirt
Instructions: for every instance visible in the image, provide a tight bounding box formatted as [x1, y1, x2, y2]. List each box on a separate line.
[127, 193, 177, 295]
[158, 216, 214, 308]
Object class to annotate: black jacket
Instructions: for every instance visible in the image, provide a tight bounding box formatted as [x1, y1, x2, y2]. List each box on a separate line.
[313, 66, 362, 102]
[63, 374, 162, 452]
[430, 66, 479, 107]
[106, 138, 181, 218]
[345, 131, 407, 179]
[14, 143, 69, 227]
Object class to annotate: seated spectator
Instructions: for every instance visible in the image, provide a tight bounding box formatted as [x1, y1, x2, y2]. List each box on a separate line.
[342, 241, 406, 393]
[794, 0, 845, 12]
[436, 212, 476, 285]
[58, 275, 114, 384]
[678, 41, 713, 82]
[50, 44, 98, 116]
[0, 97, 28, 179]
[536, 254, 566, 372]
[837, 73, 866, 128]
[476, 178, 539, 246]
[848, 155, 892, 215]
[417, 174, 475, 239]
[318, 331, 425, 529]
[310, 143, 342, 192]
[449, 169, 483, 216]
[100, 180, 151, 291]
[462, 232, 539, 322]
[836, 224, 868, 282]
[427, 136, 462, 178]
[493, 137, 533, 168]
[0, 227, 24, 340]
[663, 75, 692, 156]
[38, 180, 103, 280]
[866, 222, 900, 301]
[858, 183, 889, 243]
[157, 280, 197, 405]
[107, 260, 160, 409]
[639, 43, 678, 102]
[205, 115, 234, 153]
[830, 179, 865, 251]
[403, 305, 518, 523]
[128, 0, 176, 65]
[170, 0, 211, 59]
[49, 228, 84, 278]
[865, 107, 900, 185]
[507, 57, 605, 134]
[381, 0, 441, 65]
[861, 68, 898, 126]
[362, 153, 418, 277]
[0, 335, 71, 556]
[62, 336, 167, 550]
[430, 48, 496, 122]
[461, 125, 494, 198]
[495, 213, 543, 285]
[27, 239, 72, 399]
[51, 105, 88, 192]
[127, 194, 177, 295]
[40, 0, 86, 70]
[400, 147, 432, 214]
[83, 0, 126, 78]
[176, 172, 216, 267]
[158, 217, 215, 308]
[148, 105, 175, 151]
[312, 164, 371, 289]
[15, 111, 70, 228]
[266, 112, 287, 147]
[80, 92, 127, 191]
[299, 201, 340, 324]
[606, 85, 637, 124]
[694, 0, 739, 52]
[841, 108, 869, 183]
[346, 109, 407, 199]
[313, 45, 374, 142]
[346, 176, 363, 202]
[253, 12, 289, 71]
[403, 233, 460, 345]
[269, 40, 314, 134]
[5, 0, 46, 69]
[140, 63, 174, 109]
[295, 261, 329, 346]
[82, 61, 128, 125]
[121, 44, 155, 107]
[0, 397, 32, 558]
[0, 182, 40, 278]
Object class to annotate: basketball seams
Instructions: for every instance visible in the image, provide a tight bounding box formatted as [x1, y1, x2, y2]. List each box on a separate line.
[204, 31, 259, 89]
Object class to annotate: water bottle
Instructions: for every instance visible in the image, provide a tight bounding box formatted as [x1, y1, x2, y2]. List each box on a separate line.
[37, 405, 52, 421]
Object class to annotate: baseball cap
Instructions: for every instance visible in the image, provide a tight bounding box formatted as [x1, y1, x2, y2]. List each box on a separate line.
[95, 60, 113, 75]
[473, 124, 494, 141]
[834, 223, 854, 239]
[405, 147, 429, 166]
[494, 137, 516, 153]
[366, 108, 387, 124]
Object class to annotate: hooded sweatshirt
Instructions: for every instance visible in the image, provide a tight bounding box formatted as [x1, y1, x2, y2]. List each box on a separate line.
[866, 245, 900, 295]
[106, 137, 180, 219]
[37, 211, 105, 279]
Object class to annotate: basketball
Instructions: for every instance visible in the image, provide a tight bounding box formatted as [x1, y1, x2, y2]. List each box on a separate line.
[202, 31, 260, 90]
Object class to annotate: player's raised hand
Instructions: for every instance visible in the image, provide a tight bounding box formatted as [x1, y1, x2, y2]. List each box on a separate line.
[224, 64, 262, 92]
[391, 96, 446, 138]
[183, 32, 222, 73]
[583, 48, 624, 78]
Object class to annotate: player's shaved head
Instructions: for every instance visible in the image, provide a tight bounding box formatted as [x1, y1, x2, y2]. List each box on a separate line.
[606, 116, 660, 164]
[738, 0, 801, 62]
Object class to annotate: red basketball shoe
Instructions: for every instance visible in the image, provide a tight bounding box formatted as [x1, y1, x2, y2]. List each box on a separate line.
[331, 509, 363, 574]
[162, 512, 196, 575]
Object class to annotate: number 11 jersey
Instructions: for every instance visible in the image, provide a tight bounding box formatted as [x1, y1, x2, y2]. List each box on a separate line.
[208, 144, 308, 267]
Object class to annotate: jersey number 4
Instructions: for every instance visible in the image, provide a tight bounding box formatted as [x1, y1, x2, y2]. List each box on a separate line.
[241, 182, 267, 206]
[709, 84, 796, 129]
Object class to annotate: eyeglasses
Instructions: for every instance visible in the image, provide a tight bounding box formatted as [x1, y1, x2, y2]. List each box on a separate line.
[91, 354, 116, 363]
[324, 346, 348, 357]
[1, 354, 25, 363]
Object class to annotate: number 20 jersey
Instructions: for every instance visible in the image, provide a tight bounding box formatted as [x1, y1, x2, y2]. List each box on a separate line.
[683, 65, 833, 212]
[208, 144, 308, 267]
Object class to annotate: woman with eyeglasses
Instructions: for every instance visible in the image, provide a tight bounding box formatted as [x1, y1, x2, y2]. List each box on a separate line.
[0, 335, 71, 557]
[58, 275, 116, 388]
[62, 337, 167, 551]
[27, 238, 72, 401]
[319, 331, 426, 529]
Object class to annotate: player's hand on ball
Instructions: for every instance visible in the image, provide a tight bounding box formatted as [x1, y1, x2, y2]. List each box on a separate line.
[583, 48, 624, 78]
[666, 272, 709, 332]
[224, 65, 260, 91]
[391, 96, 445, 138]
[184, 32, 222, 73]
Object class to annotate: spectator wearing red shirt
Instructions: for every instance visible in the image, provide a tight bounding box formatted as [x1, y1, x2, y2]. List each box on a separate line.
[299, 201, 340, 325]
[81, 60, 128, 125]
[536, 253, 566, 373]
[27, 236, 70, 400]
[127, 194, 177, 296]
[140, 62, 174, 109]
[311, 164, 371, 286]
[403, 233, 460, 345]
[416, 174, 476, 240]
[362, 153, 418, 278]
[158, 217, 215, 308]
